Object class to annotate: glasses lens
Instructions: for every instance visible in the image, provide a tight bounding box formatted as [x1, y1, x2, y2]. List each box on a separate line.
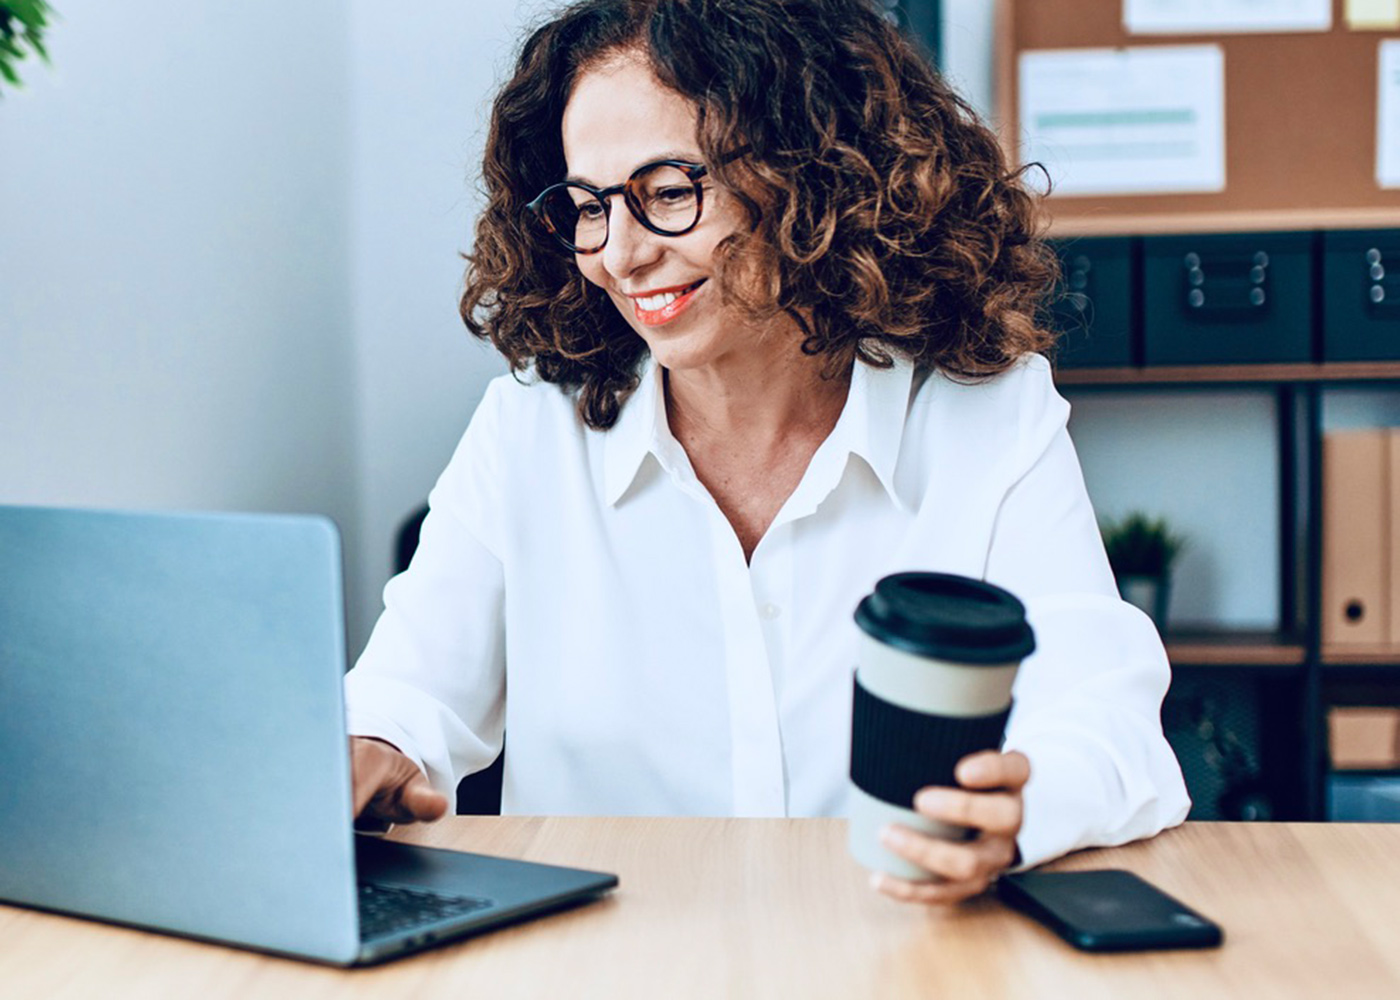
[632, 163, 700, 235]
[541, 184, 608, 252]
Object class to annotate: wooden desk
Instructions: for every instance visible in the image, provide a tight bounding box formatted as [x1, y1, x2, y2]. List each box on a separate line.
[4, 819, 1399, 998]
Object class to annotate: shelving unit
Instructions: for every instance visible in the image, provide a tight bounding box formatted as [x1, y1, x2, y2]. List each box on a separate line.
[1058, 361, 1400, 822]
[1058, 363, 1400, 387]
[993, 0, 1400, 824]
[1163, 629, 1305, 670]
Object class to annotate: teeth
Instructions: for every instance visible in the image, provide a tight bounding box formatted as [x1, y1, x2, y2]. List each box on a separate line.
[637, 291, 679, 311]
[635, 284, 696, 311]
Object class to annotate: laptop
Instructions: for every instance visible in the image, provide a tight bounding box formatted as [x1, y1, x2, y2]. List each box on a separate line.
[0, 504, 617, 965]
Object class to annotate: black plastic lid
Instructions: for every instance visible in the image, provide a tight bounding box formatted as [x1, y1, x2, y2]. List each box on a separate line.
[853, 572, 1035, 664]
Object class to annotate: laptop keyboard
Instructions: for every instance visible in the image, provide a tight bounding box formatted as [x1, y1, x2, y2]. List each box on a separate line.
[357, 882, 492, 941]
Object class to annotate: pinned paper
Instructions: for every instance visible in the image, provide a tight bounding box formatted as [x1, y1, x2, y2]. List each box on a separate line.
[1018, 45, 1225, 197]
[1348, 0, 1400, 30]
[1124, 0, 1331, 34]
[1379, 41, 1400, 187]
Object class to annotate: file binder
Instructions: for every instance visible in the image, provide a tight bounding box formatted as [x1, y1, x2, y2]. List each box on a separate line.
[1329, 707, 1400, 769]
[1321, 430, 1389, 647]
[1391, 430, 1400, 644]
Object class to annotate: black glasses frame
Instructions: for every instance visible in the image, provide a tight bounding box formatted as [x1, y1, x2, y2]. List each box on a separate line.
[525, 159, 710, 255]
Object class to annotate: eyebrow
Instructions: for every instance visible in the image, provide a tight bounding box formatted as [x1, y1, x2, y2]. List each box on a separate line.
[565, 150, 703, 186]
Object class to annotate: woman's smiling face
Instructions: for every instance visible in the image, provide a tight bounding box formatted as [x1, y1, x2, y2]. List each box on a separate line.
[560, 52, 765, 374]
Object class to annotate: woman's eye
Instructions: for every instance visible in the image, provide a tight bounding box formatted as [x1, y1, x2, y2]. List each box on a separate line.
[652, 186, 693, 204]
[577, 202, 606, 220]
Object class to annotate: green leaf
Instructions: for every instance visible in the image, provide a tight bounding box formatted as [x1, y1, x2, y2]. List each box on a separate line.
[0, 0, 54, 91]
[1100, 512, 1185, 578]
[0, 0, 54, 90]
[10, 1, 48, 27]
[3, 1, 51, 43]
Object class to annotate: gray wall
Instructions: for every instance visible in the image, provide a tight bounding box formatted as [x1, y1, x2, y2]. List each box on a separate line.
[1, 2, 359, 620]
[345, 0, 521, 649]
[1, 0, 529, 650]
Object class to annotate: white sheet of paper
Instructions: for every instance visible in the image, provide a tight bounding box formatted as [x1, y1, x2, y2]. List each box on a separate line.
[1018, 45, 1225, 197]
[1378, 41, 1400, 187]
[1124, 0, 1332, 34]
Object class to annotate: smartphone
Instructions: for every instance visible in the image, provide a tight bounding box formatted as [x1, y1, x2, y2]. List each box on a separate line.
[996, 869, 1223, 952]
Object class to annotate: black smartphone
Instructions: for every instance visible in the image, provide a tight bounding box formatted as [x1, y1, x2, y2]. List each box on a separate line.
[996, 869, 1224, 953]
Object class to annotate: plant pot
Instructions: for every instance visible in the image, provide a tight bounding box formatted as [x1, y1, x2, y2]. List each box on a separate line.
[1118, 573, 1171, 631]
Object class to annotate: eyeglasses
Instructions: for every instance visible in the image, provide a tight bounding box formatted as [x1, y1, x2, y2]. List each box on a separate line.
[526, 159, 709, 254]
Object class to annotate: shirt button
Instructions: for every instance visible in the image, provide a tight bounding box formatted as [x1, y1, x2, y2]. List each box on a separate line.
[759, 602, 781, 620]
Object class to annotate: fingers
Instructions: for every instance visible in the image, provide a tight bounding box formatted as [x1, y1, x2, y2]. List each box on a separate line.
[399, 776, 449, 822]
[365, 771, 449, 824]
[904, 750, 1030, 837]
[914, 786, 1022, 836]
[871, 868, 992, 906]
[868, 751, 1031, 907]
[349, 737, 448, 825]
[879, 824, 1017, 890]
[350, 737, 390, 817]
[954, 750, 1031, 791]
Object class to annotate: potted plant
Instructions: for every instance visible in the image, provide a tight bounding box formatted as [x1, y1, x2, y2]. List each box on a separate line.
[0, 1, 54, 92]
[1101, 511, 1185, 629]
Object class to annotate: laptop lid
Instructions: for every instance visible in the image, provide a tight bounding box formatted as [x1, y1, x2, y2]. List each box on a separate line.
[0, 506, 363, 964]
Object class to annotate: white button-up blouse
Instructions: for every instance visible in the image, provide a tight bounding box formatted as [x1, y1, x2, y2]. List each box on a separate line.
[344, 352, 1190, 868]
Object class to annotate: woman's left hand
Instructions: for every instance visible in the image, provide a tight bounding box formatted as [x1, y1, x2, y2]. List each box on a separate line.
[872, 749, 1030, 905]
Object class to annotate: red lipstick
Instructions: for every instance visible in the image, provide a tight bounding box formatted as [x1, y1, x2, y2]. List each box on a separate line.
[630, 280, 705, 326]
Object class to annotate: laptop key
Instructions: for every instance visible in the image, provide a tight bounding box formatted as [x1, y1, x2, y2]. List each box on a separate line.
[357, 882, 492, 941]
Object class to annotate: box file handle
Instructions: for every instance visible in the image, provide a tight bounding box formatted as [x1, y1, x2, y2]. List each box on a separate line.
[1181, 250, 1271, 321]
[1363, 247, 1400, 318]
[1060, 253, 1095, 320]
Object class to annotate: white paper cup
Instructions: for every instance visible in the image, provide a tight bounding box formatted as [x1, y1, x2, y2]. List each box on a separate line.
[847, 573, 1034, 880]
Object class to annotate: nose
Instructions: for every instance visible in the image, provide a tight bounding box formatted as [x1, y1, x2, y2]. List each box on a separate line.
[598, 201, 662, 280]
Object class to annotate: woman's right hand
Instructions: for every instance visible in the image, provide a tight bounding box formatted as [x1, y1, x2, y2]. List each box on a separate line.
[350, 736, 450, 826]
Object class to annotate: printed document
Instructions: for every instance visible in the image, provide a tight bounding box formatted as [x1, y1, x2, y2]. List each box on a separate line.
[1124, 0, 1331, 34]
[1378, 40, 1400, 187]
[1018, 45, 1225, 197]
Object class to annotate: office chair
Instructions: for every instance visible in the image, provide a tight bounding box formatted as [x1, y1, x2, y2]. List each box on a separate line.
[395, 505, 505, 815]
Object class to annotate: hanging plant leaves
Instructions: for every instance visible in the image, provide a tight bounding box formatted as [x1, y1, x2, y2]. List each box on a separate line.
[0, 0, 55, 94]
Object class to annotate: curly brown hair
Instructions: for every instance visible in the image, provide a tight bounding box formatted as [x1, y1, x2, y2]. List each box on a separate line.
[461, 0, 1058, 431]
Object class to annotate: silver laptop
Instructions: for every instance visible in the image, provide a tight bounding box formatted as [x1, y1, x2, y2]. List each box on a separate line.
[0, 505, 617, 965]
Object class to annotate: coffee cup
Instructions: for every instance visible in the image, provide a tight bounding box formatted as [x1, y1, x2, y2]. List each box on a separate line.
[848, 572, 1035, 880]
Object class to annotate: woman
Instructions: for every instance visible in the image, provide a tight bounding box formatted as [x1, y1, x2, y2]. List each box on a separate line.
[346, 0, 1189, 906]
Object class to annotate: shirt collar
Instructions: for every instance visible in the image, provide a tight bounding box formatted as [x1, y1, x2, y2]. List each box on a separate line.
[602, 352, 915, 509]
[603, 354, 667, 507]
[820, 353, 914, 512]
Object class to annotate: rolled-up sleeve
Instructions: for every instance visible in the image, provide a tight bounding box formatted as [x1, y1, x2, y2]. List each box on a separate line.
[983, 370, 1191, 868]
[344, 381, 508, 800]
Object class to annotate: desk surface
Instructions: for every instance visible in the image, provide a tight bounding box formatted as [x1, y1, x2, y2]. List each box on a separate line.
[4, 818, 1400, 998]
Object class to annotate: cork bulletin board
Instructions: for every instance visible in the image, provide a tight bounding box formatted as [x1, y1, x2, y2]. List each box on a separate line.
[996, 0, 1400, 235]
